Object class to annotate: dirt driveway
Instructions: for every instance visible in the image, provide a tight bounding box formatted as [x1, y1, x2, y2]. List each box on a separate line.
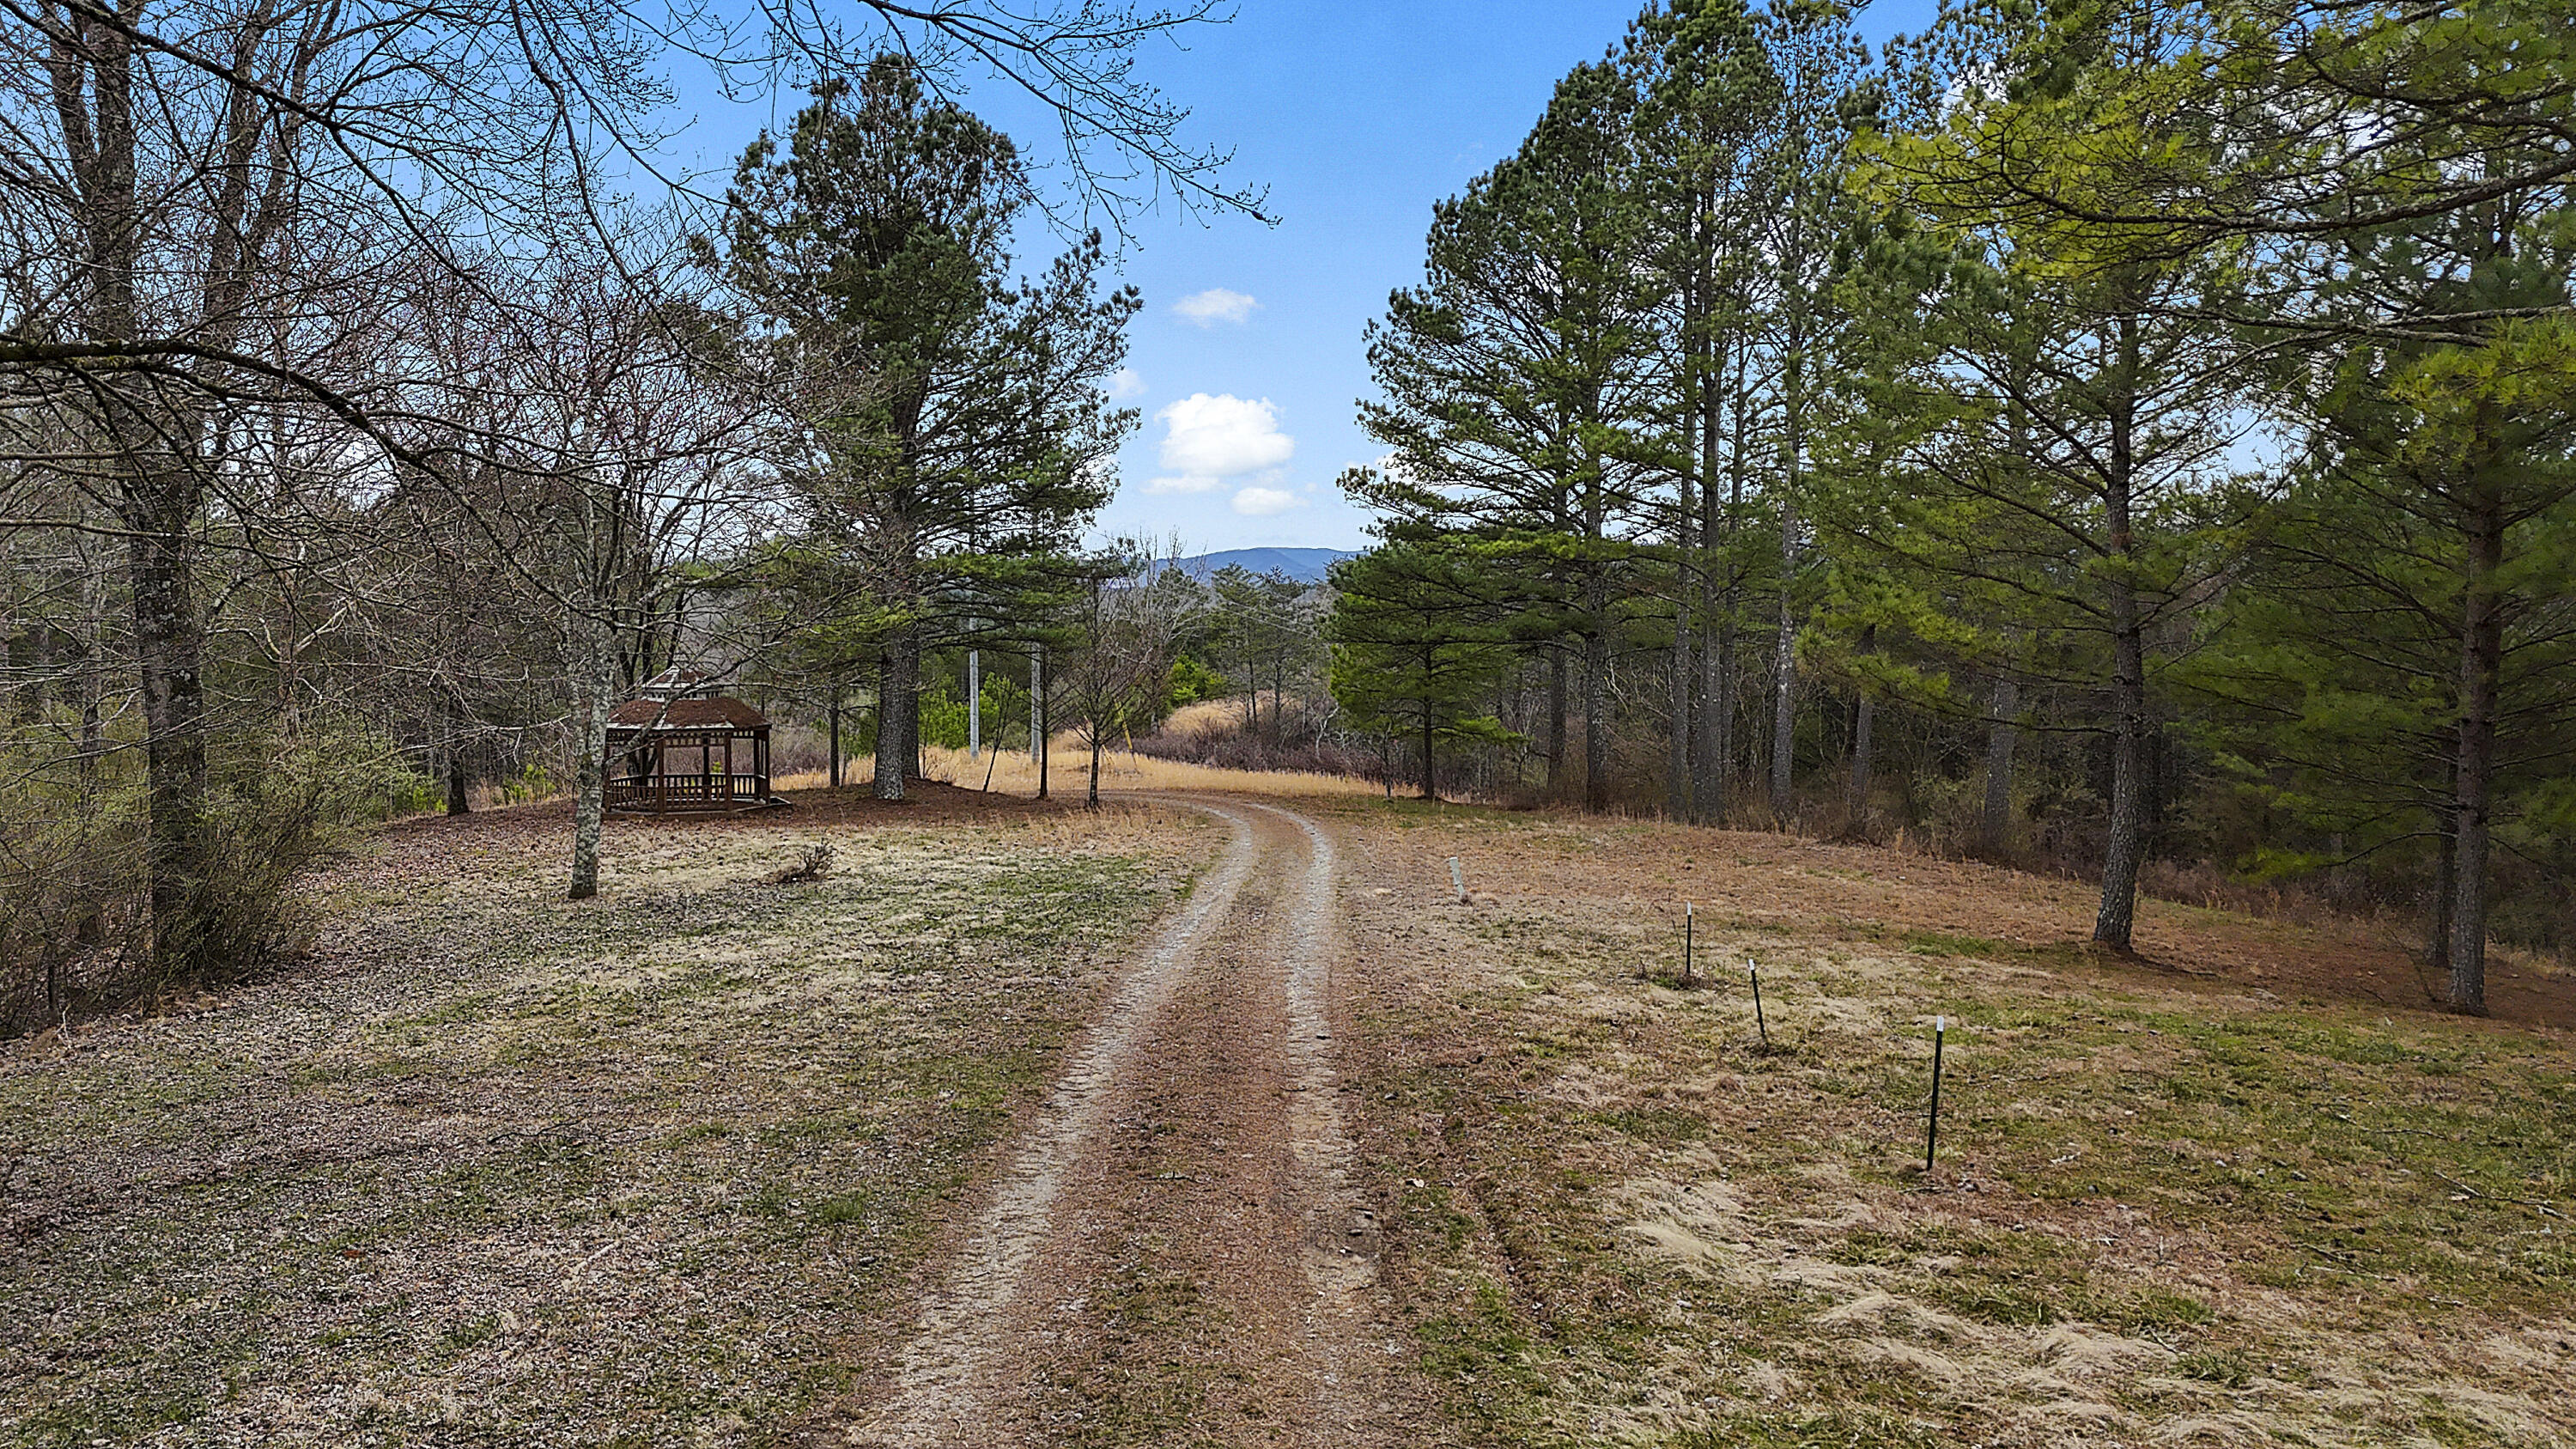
[829, 795, 1435, 1448]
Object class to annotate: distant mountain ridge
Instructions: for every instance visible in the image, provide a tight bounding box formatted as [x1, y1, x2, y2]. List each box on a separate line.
[1163, 547, 1358, 584]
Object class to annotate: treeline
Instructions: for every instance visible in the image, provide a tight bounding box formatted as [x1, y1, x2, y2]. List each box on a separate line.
[1325, 0, 2576, 1013]
[0, 0, 1261, 1032]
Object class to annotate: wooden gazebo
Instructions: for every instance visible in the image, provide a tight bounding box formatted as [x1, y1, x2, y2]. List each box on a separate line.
[605, 691, 781, 813]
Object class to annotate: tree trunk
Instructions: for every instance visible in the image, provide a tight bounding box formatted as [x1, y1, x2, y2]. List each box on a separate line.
[1671, 274, 1702, 822]
[906, 672, 926, 781]
[2446, 480, 2505, 1014]
[73, 570, 107, 946]
[64, 8, 225, 971]
[1767, 513, 1796, 817]
[2093, 313, 2147, 952]
[1668, 468, 1696, 819]
[874, 641, 916, 801]
[445, 697, 471, 816]
[1844, 624, 1876, 823]
[1771, 209, 1808, 823]
[125, 461, 210, 972]
[1420, 697, 1438, 801]
[1087, 723, 1103, 809]
[1981, 677, 2020, 849]
[567, 642, 615, 900]
[1546, 651, 1568, 795]
[2427, 796, 2457, 983]
[1696, 346, 1747, 821]
[1847, 697, 1874, 825]
[1668, 609, 1693, 819]
[2095, 622, 2148, 949]
[829, 685, 842, 788]
[1583, 612, 1610, 813]
[1030, 648, 1045, 764]
[1698, 615, 1730, 821]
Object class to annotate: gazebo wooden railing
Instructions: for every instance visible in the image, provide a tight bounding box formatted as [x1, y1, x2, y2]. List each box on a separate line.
[605, 772, 773, 811]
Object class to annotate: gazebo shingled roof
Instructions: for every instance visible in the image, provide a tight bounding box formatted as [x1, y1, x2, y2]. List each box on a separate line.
[609, 696, 768, 730]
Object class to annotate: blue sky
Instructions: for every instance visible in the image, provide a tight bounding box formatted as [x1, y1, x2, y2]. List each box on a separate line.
[672, 0, 1940, 555]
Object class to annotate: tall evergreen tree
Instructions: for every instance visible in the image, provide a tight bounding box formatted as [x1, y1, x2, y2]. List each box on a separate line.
[2190, 201, 2576, 1012]
[1751, 0, 1874, 816]
[1821, 186, 2259, 949]
[1628, 0, 1782, 820]
[704, 56, 1139, 801]
[1873, 0, 2576, 994]
[1352, 61, 1666, 808]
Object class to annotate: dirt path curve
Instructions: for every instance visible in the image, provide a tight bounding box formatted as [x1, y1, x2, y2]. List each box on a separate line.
[836, 795, 1418, 1448]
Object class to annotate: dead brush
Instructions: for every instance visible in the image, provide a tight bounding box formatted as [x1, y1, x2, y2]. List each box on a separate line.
[767, 840, 833, 885]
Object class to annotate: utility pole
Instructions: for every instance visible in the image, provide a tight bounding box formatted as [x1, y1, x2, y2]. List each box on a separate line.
[1030, 648, 1045, 762]
[1032, 647, 1048, 798]
[968, 648, 981, 760]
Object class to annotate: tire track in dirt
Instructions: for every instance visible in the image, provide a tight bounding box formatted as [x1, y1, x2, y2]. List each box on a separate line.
[838, 796, 1410, 1448]
[1243, 798, 1386, 1441]
[841, 804, 1260, 1446]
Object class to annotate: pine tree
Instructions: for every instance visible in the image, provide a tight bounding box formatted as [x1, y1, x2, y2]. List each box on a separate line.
[1353, 61, 1666, 809]
[1628, 0, 1781, 820]
[1326, 545, 1521, 801]
[2192, 205, 2576, 1013]
[1820, 169, 2259, 949]
[1749, 0, 1874, 818]
[1875, 0, 2576, 994]
[703, 56, 1139, 801]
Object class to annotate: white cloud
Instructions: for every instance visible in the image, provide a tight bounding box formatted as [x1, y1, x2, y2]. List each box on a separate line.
[1174, 288, 1259, 326]
[1231, 485, 1303, 516]
[1146, 393, 1294, 494]
[1108, 367, 1145, 399]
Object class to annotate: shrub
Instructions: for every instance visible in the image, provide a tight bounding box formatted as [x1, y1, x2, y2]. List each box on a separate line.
[2, 723, 431, 1032]
[0, 770, 143, 1032]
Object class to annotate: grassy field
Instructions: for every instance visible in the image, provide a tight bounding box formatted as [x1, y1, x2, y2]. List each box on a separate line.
[1326, 801, 2576, 1449]
[7, 788, 2569, 1448]
[0, 792, 1214, 1448]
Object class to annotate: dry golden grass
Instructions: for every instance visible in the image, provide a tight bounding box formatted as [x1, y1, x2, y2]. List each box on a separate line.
[1157, 697, 1265, 740]
[751, 691, 1371, 802]
[875, 740, 1381, 798]
[1322, 801, 2576, 1449]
